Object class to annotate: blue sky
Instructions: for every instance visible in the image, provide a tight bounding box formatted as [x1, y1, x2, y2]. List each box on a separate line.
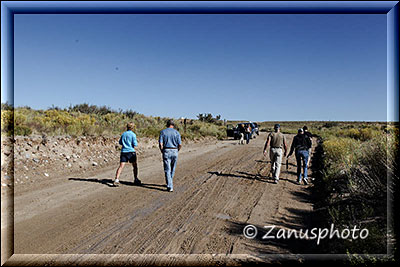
[12, 14, 387, 121]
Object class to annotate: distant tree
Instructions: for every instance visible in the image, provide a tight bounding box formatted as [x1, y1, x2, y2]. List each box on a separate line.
[197, 113, 222, 124]
[197, 113, 204, 121]
[1, 102, 14, 110]
[124, 109, 137, 119]
[48, 104, 61, 111]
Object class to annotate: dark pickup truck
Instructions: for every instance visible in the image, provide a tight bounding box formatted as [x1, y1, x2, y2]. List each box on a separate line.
[227, 122, 259, 140]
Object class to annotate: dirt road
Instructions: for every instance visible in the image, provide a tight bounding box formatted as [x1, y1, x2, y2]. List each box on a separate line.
[5, 132, 316, 265]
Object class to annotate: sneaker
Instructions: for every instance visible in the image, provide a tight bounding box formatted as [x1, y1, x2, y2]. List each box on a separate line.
[303, 179, 309, 185]
[134, 178, 142, 185]
[113, 179, 120, 186]
[167, 187, 173, 192]
[274, 179, 279, 184]
[296, 180, 301, 185]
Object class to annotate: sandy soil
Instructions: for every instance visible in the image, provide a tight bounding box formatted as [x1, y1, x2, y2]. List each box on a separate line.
[2, 132, 317, 265]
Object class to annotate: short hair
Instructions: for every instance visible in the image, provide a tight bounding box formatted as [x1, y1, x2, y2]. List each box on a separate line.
[127, 122, 135, 130]
[166, 119, 175, 127]
[274, 124, 280, 129]
[298, 128, 304, 133]
[303, 126, 308, 131]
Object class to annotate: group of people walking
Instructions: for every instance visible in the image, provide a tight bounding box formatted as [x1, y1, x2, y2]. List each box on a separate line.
[263, 124, 312, 184]
[113, 120, 312, 192]
[113, 120, 181, 192]
[238, 123, 256, 145]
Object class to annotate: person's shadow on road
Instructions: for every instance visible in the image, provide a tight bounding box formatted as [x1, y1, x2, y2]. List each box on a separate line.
[68, 177, 166, 192]
[208, 171, 273, 183]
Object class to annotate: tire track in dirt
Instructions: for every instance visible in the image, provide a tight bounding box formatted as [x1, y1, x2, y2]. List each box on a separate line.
[60, 141, 243, 254]
[12, 133, 316, 261]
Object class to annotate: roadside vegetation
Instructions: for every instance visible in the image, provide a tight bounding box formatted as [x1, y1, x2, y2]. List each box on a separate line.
[2, 103, 398, 260]
[255, 120, 398, 260]
[1, 103, 226, 140]
[311, 123, 398, 261]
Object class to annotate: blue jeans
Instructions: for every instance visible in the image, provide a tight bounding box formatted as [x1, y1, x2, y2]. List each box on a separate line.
[295, 150, 309, 182]
[245, 132, 250, 144]
[162, 149, 178, 190]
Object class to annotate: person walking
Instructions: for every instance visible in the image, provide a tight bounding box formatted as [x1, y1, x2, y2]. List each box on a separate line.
[287, 128, 312, 185]
[159, 120, 182, 192]
[303, 125, 313, 167]
[249, 121, 256, 139]
[245, 123, 252, 144]
[114, 122, 141, 186]
[238, 124, 246, 145]
[263, 124, 287, 184]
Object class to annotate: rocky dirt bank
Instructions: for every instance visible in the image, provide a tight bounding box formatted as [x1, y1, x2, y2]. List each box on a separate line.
[1, 135, 212, 189]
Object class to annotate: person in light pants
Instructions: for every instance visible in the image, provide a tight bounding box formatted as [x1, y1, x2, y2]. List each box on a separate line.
[263, 124, 287, 184]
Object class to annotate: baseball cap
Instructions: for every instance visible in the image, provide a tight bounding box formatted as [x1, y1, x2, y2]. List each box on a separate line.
[274, 124, 280, 129]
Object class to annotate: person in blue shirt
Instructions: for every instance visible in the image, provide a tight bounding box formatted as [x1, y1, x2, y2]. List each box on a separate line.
[114, 122, 141, 186]
[159, 120, 182, 192]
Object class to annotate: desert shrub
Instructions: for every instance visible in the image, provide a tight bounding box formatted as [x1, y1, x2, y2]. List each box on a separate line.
[337, 128, 380, 141]
[137, 126, 163, 138]
[14, 125, 32, 136]
[123, 109, 137, 119]
[1, 102, 13, 111]
[323, 121, 339, 128]
[1, 110, 13, 135]
[68, 103, 114, 115]
[313, 128, 398, 255]
[5, 104, 230, 141]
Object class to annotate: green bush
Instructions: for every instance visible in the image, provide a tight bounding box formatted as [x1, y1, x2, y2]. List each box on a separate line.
[14, 125, 32, 136]
[4, 104, 228, 141]
[313, 127, 398, 255]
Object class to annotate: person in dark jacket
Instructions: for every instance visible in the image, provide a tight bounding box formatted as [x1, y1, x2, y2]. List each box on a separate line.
[287, 128, 312, 185]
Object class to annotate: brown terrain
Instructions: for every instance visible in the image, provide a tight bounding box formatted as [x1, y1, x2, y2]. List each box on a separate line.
[1, 132, 317, 265]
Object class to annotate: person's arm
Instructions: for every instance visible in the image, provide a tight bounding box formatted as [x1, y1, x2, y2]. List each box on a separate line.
[307, 133, 312, 148]
[283, 136, 288, 156]
[263, 135, 270, 156]
[287, 137, 295, 157]
[158, 132, 164, 152]
[177, 132, 182, 151]
[306, 135, 312, 149]
[132, 133, 138, 148]
[119, 136, 122, 145]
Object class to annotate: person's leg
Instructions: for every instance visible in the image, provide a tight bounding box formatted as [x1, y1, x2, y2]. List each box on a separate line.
[270, 149, 276, 178]
[246, 133, 250, 144]
[295, 151, 302, 183]
[115, 162, 126, 184]
[275, 149, 283, 181]
[302, 150, 309, 182]
[132, 161, 141, 185]
[307, 148, 311, 167]
[169, 150, 179, 191]
[132, 162, 138, 179]
[128, 152, 139, 182]
[163, 150, 173, 190]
